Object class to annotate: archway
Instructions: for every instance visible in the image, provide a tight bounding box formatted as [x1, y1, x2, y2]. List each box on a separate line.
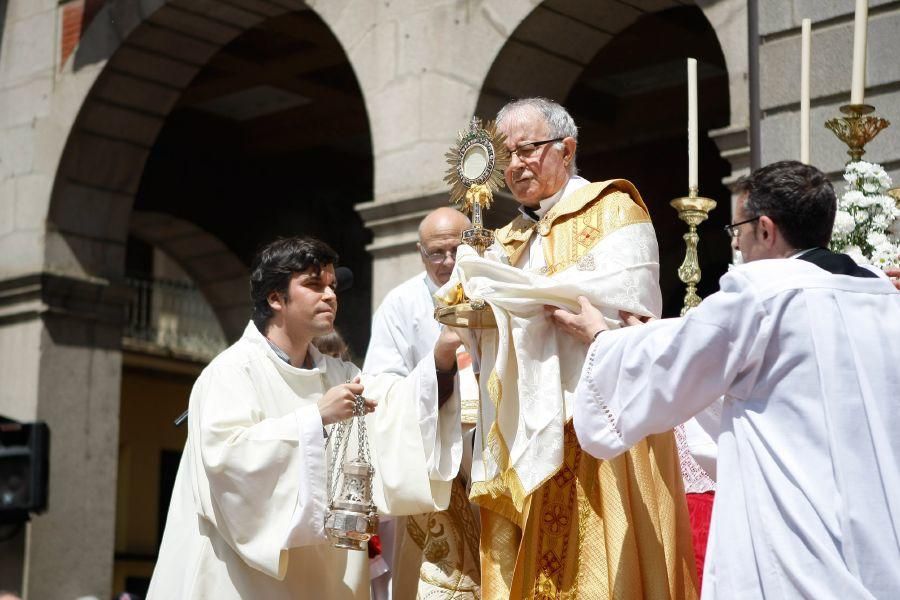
[477, 1, 733, 316]
[49, 1, 373, 351]
[29, 2, 373, 596]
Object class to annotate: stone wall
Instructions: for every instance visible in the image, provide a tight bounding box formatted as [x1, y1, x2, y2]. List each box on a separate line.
[758, 0, 900, 184]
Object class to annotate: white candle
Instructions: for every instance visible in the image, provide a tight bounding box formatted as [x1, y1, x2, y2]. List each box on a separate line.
[688, 58, 698, 191]
[800, 18, 811, 164]
[850, 0, 868, 105]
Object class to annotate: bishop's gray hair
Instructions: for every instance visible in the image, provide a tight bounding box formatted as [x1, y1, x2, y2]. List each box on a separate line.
[496, 97, 578, 175]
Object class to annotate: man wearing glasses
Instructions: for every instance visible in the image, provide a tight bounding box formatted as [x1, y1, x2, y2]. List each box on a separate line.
[550, 161, 900, 599]
[363, 207, 481, 599]
[457, 97, 697, 598]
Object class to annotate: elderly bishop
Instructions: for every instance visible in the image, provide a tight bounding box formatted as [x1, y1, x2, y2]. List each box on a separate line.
[441, 98, 697, 599]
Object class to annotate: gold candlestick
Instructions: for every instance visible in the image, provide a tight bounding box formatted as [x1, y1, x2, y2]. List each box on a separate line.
[670, 188, 717, 316]
[825, 104, 890, 163]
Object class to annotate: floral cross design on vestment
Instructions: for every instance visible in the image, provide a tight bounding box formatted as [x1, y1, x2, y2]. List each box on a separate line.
[542, 503, 570, 536]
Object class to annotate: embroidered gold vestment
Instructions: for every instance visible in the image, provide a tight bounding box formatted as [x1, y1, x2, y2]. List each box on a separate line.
[474, 180, 699, 600]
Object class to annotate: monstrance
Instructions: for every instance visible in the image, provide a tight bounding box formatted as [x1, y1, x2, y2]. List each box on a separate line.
[434, 117, 510, 329]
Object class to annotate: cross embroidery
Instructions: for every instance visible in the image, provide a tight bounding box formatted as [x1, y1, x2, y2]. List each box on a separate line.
[576, 226, 601, 248]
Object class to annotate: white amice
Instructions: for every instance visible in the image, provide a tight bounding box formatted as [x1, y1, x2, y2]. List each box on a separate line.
[573, 258, 900, 599]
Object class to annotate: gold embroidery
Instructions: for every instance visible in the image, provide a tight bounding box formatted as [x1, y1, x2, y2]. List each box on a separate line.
[407, 514, 428, 549]
[480, 507, 521, 599]
[412, 478, 482, 597]
[487, 370, 502, 410]
[495, 215, 537, 266]
[479, 180, 696, 599]
[495, 180, 650, 275]
[542, 191, 651, 276]
[483, 425, 698, 600]
[575, 226, 601, 248]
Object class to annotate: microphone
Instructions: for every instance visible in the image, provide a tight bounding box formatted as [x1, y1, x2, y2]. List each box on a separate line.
[335, 266, 354, 292]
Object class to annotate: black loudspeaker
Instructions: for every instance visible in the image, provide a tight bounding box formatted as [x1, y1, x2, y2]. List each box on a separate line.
[0, 418, 49, 523]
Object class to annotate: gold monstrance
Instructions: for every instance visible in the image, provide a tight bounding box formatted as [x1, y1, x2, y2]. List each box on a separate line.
[434, 117, 510, 329]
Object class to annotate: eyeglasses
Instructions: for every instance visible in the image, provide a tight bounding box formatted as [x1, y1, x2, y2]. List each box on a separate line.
[510, 138, 564, 160]
[420, 246, 459, 264]
[724, 216, 761, 238]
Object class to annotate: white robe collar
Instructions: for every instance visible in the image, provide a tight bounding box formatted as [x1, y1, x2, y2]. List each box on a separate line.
[423, 271, 440, 296]
[241, 321, 328, 377]
[517, 175, 590, 221]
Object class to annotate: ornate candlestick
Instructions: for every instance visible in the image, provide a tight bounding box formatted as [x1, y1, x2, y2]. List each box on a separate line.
[434, 117, 510, 329]
[324, 395, 377, 550]
[670, 188, 717, 316]
[825, 104, 890, 163]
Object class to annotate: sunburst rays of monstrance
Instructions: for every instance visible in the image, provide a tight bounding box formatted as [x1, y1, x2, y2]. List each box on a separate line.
[434, 117, 509, 328]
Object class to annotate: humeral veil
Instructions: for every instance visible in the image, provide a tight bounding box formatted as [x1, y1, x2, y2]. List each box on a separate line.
[441, 179, 699, 599]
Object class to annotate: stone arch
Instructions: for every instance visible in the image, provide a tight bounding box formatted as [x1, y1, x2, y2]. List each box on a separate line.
[473, 0, 741, 316]
[477, 0, 736, 119]
[473, 0, 748, 182]
[46, 0, 371, 280]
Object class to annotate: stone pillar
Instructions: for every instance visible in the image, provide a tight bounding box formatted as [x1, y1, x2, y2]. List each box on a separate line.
[357, 190, 522, 309]
[698, 0, 751, 219]
[0, 273, 129, 599]
[710, 124, 751, 219]
[356, 194, 448, 308]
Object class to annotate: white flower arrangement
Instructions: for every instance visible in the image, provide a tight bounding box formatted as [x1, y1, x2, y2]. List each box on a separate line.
[830, 161, 900, 269]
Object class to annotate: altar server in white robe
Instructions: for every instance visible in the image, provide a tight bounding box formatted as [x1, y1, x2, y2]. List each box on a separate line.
[147, 237, 463, 600]
[365, 207, 470, 378]
[364, 207, 483, 599]
[551, 161, 900, 599]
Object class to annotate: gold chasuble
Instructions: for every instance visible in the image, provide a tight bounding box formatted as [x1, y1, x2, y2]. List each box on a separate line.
[471, 180, 698, 599]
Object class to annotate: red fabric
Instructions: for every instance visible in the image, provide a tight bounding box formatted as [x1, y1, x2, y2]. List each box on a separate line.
[368, 534, 382, 559]
[686, 491, 715, 591]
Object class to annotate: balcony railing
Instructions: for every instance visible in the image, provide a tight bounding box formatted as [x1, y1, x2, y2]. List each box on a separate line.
[123, 276, 227, 362]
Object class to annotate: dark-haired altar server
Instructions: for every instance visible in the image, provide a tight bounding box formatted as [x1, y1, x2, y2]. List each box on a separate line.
[148, 237, 464, 600]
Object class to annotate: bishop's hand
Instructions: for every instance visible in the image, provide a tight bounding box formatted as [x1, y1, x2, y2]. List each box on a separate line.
[547, 296, 608, 344]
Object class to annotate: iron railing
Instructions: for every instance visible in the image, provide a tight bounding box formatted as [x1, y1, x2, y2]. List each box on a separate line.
[123, 277, 227, 361]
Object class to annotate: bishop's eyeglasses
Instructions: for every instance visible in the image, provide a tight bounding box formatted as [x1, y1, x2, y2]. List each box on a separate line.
[510, 138, 564, 160]
[724, 216, 761, 238]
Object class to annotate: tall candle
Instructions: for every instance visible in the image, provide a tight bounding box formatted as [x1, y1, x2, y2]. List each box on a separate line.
[850, 0, 868, 105]
[800, 18, 811, 164]
[688, 58, 698, 191]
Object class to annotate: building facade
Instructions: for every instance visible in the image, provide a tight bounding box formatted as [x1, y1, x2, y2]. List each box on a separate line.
[0, 0, 897, 596]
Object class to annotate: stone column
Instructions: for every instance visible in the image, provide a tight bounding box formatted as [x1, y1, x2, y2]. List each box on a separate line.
[356, 194, 448, 308]
[698, 0, 752, 218]
[0, 273, 129, 599]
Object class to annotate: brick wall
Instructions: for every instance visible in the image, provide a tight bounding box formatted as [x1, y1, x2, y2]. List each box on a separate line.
[60, 0, 107, 68]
